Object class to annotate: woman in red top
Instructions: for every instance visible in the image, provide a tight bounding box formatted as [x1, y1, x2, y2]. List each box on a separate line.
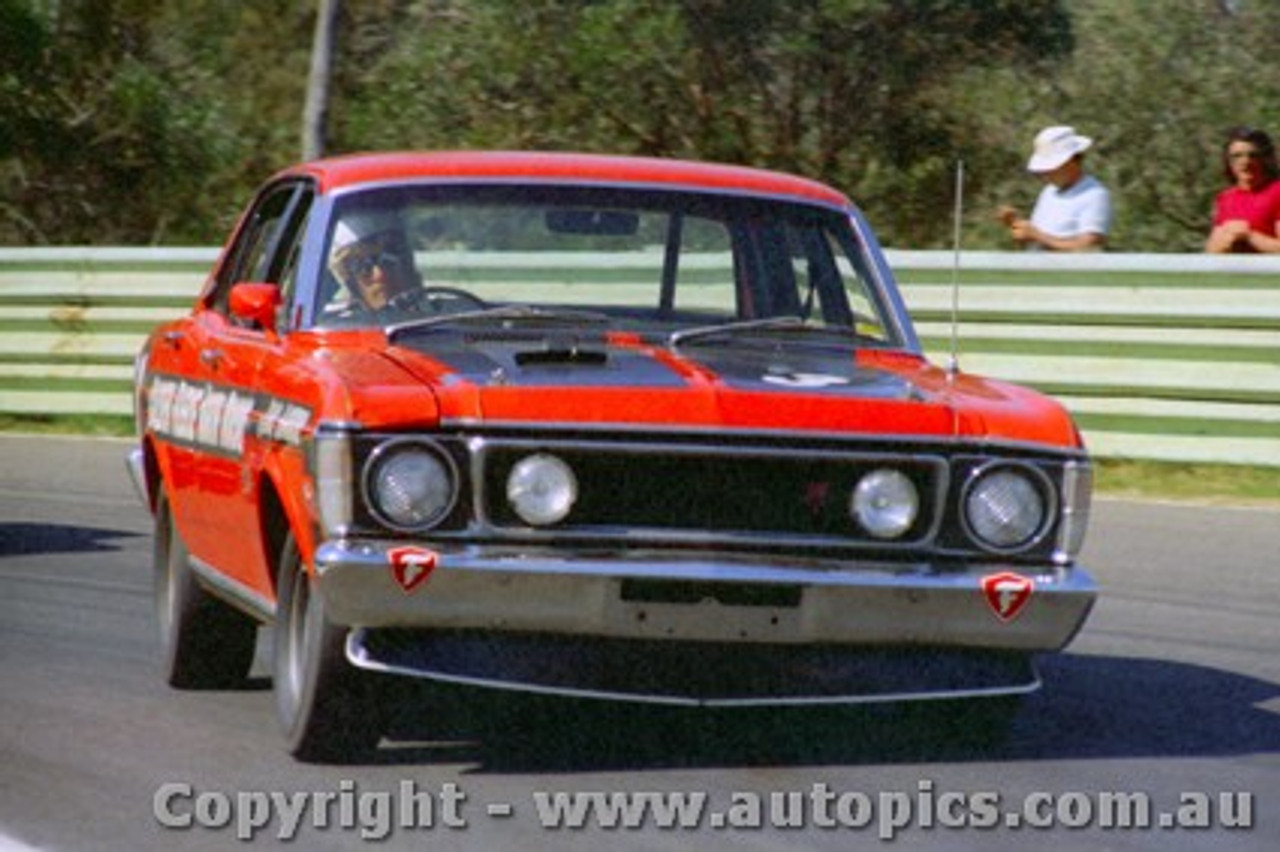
[1206, 126, 1280, 253]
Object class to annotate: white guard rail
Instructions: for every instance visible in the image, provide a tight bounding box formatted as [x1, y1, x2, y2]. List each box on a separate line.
[1, 248, 1277, 467]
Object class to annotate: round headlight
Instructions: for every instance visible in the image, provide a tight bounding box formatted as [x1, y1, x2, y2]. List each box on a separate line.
[366, 443, 456, 530]
[507, 454, 578, 526]
[964, 466, 1049, 551]
[851, 468, 919, 539]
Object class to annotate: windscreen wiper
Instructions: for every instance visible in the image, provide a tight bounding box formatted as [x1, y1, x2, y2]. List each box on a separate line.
[665, 315, 871, 349]
[387, 305, 610, 342]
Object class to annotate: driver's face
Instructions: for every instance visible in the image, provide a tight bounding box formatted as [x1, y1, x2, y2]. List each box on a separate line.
[338, 233, 414, 310]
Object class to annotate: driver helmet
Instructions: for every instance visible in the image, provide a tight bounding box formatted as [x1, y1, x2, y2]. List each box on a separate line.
[327, 209, 417, 307]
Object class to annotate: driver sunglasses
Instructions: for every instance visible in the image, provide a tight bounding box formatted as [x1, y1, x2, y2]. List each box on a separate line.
[342, 248, 404, 281]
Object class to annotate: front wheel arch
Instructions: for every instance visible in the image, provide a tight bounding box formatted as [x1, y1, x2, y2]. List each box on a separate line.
[256, 478, 290, 603]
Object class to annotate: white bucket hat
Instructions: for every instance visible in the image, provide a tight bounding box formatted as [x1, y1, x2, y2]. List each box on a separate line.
[1027, 126, 1092, 173]
[330, 209, 402, 258]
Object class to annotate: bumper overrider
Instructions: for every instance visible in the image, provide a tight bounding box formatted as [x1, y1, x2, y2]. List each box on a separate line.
[316, 538, 1097, 706]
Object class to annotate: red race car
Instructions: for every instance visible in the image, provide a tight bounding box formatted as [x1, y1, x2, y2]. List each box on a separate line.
[128, 151, 1096, 760]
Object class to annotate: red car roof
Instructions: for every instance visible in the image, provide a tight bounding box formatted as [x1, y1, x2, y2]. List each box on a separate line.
[283, 151, 852, 208]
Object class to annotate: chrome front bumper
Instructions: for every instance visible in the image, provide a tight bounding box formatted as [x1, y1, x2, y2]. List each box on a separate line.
[125, 447, 150, 508]
[347, 628, 1046, 707]
[315, 538, 1095, 647]
[316, 539, 1095, 705]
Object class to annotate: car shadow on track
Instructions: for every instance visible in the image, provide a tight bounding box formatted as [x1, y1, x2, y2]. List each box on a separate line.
[0, 522, 143, 557]
[363, 652, 1280, 772]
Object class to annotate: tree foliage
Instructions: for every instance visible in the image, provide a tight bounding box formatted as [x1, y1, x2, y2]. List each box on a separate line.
[339, 0, 1074, 246]
[1, 0, 1277, 250]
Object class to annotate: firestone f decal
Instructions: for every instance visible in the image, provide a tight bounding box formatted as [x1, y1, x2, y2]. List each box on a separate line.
[981, 572, 1035, 622]
[387, 546, 440, 594]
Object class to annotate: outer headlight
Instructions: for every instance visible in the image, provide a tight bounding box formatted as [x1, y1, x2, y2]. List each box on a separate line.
[851, 468, 919, 539]
[507, 454, 578, 526]
[364, 441, 457, 531]
[963, 464, 1052, 552]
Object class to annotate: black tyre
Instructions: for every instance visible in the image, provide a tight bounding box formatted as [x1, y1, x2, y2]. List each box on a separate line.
[154, 492, 257, 689]
[274, 533, 382, 762]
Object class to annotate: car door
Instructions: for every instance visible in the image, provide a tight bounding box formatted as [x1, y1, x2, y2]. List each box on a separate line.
[163, 181, 314, 603]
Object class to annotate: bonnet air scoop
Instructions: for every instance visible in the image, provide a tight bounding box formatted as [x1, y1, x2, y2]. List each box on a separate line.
[513, 343, 609, 367]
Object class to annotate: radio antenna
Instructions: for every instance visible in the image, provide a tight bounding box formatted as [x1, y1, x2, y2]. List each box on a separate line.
[947, 159, 964, 378]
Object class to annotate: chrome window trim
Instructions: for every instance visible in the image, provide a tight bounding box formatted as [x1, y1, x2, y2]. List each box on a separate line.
[307, 178, 908, 349]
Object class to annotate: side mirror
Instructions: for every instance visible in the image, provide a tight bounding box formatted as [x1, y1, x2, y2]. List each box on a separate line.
[228, 282, 282, 335]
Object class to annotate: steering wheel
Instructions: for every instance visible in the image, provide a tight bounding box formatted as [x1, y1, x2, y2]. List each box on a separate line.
[411, 286, 488, 313]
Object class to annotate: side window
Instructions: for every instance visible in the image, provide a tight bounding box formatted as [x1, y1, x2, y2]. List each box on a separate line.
[274, 194, 314, 330]
[210, 184, 305, 314]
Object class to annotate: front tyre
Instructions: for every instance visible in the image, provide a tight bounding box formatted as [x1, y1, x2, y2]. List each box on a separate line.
[154, 491, 256, 689]
[274, 533, 382, 762]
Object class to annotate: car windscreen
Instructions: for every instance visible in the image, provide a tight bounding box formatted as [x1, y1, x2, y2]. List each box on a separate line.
[311, 183, 901, 347]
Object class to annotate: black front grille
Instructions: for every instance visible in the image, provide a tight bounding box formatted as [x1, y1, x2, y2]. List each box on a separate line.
[479, 440, 944, 547]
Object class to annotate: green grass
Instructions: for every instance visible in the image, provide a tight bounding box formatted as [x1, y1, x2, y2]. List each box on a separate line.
[1093, 458, 1280, 505]
[3, 413, 1277, 505]
[0, 413, 135, 437]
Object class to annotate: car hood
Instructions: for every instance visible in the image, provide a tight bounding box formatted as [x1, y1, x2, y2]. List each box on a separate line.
[369, 333, 1081, 449]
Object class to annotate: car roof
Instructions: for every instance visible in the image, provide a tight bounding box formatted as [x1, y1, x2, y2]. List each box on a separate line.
[280, 151, 852, 208]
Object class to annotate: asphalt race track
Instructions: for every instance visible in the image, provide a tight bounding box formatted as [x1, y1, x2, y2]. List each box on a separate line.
[1, 433, 1277, 851]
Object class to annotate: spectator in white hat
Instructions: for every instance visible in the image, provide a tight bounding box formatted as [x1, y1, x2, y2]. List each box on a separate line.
[997, 125, 1112, 251]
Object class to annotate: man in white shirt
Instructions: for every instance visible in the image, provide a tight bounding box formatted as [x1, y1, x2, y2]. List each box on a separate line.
[998, 126, 1112, 251]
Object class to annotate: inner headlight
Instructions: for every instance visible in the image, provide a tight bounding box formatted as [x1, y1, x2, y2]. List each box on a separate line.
[851, 468, 919, 539]
[507, 454, 578, 526]
[365, 441, 456, 530]
[964, 465, 1050, 552]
